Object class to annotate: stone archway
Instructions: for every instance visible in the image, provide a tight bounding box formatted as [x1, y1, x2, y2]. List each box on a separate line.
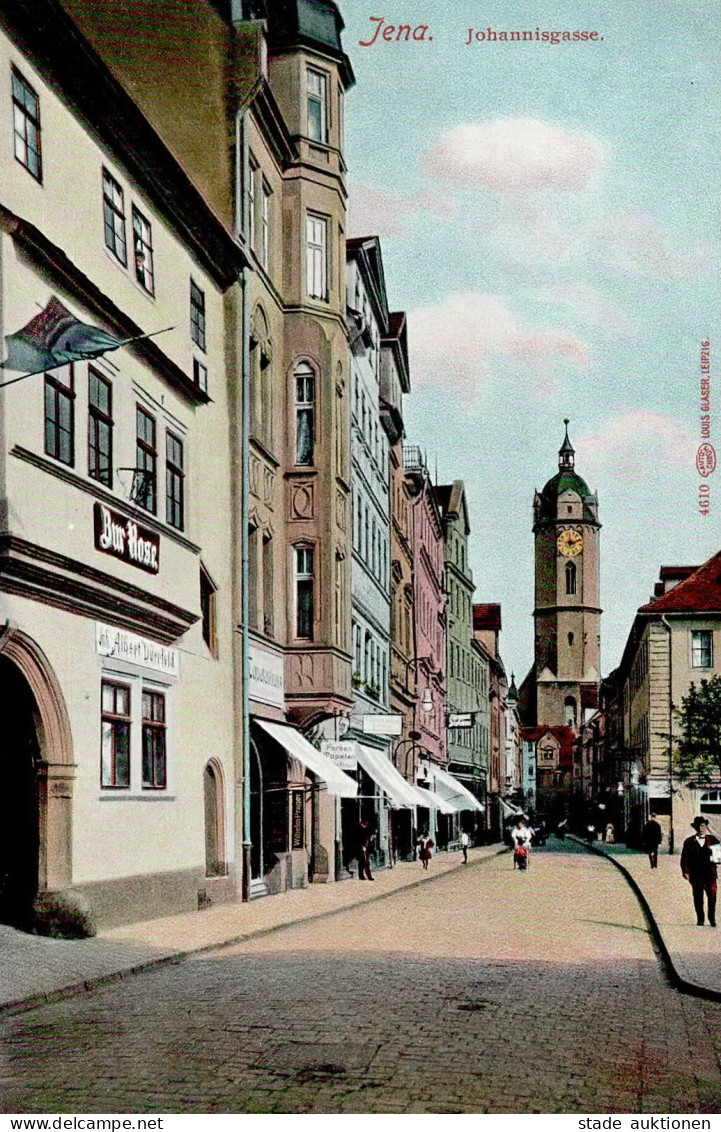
[0, 627, 90, 935]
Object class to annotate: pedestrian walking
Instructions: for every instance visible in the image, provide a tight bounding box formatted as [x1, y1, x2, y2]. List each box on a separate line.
[681, 816, 721, 926]
[356, 819, 374, 881]
[510, 818, 532, 870]
[604, 822, 615, 845]
[642, 812, 663, 868]
[459, 830, 469, 863]
[417, 832, 433, 870]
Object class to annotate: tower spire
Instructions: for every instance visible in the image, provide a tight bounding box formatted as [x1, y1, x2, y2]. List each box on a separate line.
[559, 418, 575, 470]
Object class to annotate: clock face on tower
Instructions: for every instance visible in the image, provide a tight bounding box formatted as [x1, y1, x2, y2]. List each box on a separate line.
[557, 528, 584, 557]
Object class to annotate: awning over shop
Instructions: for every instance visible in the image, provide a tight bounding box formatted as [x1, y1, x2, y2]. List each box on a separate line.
[432, 765, 485, 813]
[499, 797, 523, 818]
[414, 777, 458, 815]
[355, 745, 429, 810]
[255, 720, 358, 798]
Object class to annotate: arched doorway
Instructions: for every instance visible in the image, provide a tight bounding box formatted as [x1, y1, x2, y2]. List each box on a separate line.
[203, 760, 227, 877]
[0, 655, 41, 925]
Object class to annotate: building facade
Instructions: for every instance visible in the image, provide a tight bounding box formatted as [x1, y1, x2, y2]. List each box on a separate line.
[0, 0, 248, 930]
[436, 481, 487, 837]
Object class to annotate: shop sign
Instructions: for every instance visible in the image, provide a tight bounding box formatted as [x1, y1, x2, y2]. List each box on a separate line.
[321, 740, 357, 771]
[96, 622, 179, 677]
[249, 644, 285, 708]
[448, 712, 475, 729]
[361, 713, 403, 736]
[94, 502, 160, 574]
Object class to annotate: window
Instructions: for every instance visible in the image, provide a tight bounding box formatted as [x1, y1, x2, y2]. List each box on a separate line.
[101, 681, 131, 788]
[306, 68, 327, 142]
[12, 69, 41, 181]
[88, 369, 113, 485]
[692, 630, 713, 669]
[200, 565, 217, 656]
[261, 181, 271, 269]
[193, 358, 208, 393]
[132, 207, 154, 294]
[262, 534, 274, 637]
[103, 169, 127, 265]
[44, 364, 74, 466]
[142, 690, 167, 789]
[190, 279, 206, 351]
[295, 363, 315, 465]
[296, 547, 314, 639]
[306, 214, 328, 300]
[566, 561, 577, 596]
[135, 406, 157, 513]
[166, 431, 184, 530]
[248, 154, 257, 249]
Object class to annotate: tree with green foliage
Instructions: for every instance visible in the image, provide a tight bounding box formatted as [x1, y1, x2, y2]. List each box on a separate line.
[673, 676, 721, 786]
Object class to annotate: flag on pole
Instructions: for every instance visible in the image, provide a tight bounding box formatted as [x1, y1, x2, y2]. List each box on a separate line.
[1, 297, 122, 373]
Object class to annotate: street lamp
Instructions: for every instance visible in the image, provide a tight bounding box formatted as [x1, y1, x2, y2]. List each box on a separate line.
[421, 687, 433, 714]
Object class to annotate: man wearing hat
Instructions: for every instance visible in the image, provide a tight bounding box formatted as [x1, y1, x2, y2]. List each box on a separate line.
[680, 816, 721, 926]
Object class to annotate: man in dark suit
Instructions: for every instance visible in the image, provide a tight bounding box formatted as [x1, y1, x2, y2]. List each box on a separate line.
[642, 812, 663, 868]
[680, 816, 720, 926]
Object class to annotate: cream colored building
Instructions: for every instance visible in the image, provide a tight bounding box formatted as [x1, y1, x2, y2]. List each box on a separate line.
[0, 0, 247, 930]
[617, 554, 721, 850]
[59, 0, 358, 897]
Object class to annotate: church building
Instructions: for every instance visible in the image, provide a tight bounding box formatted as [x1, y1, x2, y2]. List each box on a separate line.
[519, 421, 602, 747]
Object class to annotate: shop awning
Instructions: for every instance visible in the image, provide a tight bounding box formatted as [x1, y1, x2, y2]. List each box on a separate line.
[356, 745, 425, 810]
[255, 720, 358, 798]
[499, 797, 523, 818]
[414, 778, 458, 815]
[432, 765, 485, 813]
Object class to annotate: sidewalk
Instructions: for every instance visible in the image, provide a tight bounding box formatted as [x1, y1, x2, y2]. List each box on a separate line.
[0, 845, 504, 1015]
[580, 837, 721, 1000]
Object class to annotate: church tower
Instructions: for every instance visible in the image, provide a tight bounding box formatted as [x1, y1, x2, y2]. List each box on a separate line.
[521, 421, 601, 732]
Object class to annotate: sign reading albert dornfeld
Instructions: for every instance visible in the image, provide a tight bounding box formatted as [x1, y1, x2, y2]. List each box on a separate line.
[94, 501, 160, 574]
[96, 623, 179, 678]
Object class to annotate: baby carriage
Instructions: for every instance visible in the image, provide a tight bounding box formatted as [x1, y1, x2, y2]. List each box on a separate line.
[513, 844, 529, 870]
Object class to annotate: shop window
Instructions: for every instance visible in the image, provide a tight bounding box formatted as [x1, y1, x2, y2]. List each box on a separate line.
[142, 689, 167, 789]
[101, 681, 131, 788]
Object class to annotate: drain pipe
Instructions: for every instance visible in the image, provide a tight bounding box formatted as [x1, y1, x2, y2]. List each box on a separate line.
[661, 615, 674, 854]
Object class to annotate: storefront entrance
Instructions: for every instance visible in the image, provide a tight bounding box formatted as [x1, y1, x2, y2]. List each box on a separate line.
[0, 656, 41, 926]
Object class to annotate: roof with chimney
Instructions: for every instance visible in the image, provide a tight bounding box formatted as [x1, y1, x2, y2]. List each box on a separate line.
[473, 603, 502, 631]
[638, 550, 721, 613]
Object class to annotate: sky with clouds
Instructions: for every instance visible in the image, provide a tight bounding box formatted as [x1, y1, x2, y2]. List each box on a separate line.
[342, 0, 721, 685]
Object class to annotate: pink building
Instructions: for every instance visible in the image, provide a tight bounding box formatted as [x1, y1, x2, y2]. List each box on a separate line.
[404, 447, 446, 773]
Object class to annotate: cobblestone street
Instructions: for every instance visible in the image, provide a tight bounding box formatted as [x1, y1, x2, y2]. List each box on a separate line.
[3, 841, 721, 1114]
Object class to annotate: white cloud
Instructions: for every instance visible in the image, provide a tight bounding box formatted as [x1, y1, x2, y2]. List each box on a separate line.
[535, 282, 637, 337]
[422, 118, 605, 194]
[347, 182, 453, 238]
[578, 411, 694, 481]
[590, 212, 715, 280]
[407, 292, 589, 407]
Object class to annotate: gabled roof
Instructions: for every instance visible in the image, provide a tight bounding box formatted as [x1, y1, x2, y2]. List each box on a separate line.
[638, 550, 721, 613]
[347, 236, 390, 336]
[473, 604, 501, 631]
[521, 725, 576, 766]
[434, 481, 470, 535]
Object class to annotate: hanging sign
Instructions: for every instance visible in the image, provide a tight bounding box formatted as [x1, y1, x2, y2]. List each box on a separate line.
[321, 740, 358, 771]
[94, 502, 160, 574]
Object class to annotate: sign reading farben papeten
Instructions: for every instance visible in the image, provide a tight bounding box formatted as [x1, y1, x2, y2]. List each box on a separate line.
[96, 622, 180, 678]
